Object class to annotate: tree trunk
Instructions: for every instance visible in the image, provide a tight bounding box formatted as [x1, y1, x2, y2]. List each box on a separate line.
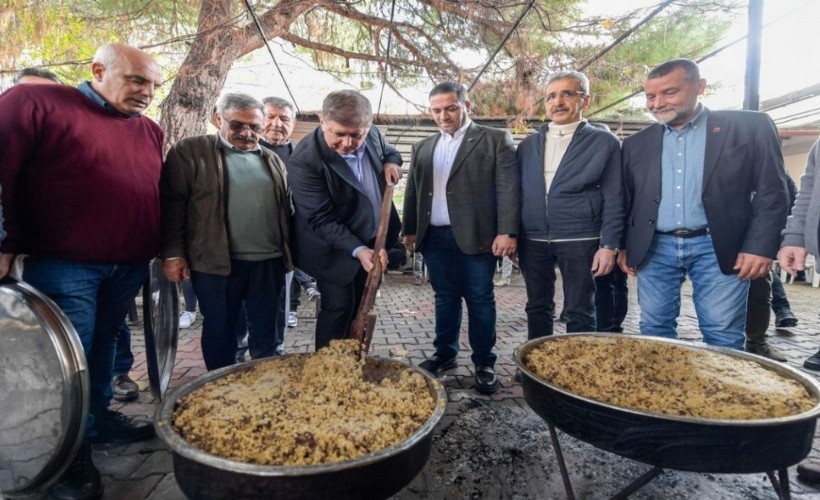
[158, 0, 314, 152]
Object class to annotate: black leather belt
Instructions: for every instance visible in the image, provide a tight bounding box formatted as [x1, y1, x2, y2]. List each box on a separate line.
[656, 227, 709, 238]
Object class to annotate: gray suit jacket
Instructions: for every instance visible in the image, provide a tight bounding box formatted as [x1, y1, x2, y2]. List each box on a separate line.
[782, 138, 820, 270]
[403, 122, 519, 254]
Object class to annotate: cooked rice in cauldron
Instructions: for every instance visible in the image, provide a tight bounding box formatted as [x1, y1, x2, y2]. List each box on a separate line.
[523, 336, 816, 419]
[173, 340, 435, 465]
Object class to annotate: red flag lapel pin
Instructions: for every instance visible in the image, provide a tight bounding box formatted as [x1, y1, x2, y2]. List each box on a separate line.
[712, 126, 721, 133]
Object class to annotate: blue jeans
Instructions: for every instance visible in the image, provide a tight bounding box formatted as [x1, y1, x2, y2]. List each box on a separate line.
[113, 322, 134, 376]
[636, 233, 748, 349]
[181, 278, 197, 312]
[518, 238, 598, 339]
[191, 258, 285, 370]
[22, 257, 148, 436]
[421, 226, 498, 367]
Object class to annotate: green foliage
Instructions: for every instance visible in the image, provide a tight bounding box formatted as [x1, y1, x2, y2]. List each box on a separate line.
[1, 0, 739, 120]
[0, 0, 198, 88]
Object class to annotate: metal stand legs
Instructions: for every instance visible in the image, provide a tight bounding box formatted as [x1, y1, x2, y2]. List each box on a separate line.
[546, 423, 790, 500]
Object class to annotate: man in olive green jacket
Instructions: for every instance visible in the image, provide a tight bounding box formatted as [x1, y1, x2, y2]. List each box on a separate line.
[403, 82, 519, 395]
[160, 93, 293, 371]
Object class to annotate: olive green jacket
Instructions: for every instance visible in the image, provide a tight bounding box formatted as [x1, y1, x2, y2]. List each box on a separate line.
[160, 134, 293, 276]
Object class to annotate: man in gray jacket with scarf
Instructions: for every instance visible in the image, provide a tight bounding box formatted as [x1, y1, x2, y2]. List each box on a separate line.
[517, 70, 624, 339]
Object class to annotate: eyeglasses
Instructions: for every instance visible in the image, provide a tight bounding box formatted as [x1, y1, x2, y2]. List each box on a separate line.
[226, 120, 263, 134]
[545, 90, 587, 102]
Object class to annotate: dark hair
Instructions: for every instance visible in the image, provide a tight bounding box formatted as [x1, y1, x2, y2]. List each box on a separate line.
[321, 90, 372, 127]
[647, 58, 701, 82]
[262, 96, 294, 113]
[14, 67, 61, 84]
[429, 82, 468, 103]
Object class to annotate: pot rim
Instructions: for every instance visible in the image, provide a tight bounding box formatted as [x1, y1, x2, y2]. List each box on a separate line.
[154, 355, 447, 477]
[514, 332, 820, 426]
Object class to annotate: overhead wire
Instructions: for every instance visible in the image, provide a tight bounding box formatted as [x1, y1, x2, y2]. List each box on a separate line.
[242, 0, 301, 114]
[578, 0, 675, 71]
[375, 0, 398, 121]
[587, 0, 812, 119]
[467, 0, 537, 93]
[516, 0, 675, 122]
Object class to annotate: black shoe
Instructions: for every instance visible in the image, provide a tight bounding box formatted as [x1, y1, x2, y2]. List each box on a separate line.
[111, 373, 139, 402]
[418, 354, 457, 376]
[48, 442, 102, 500]
[774, 310, 798, 328]
[475, 365, 499, 395]
[804, 349, 820, 371]
[514, 369, 523, 383]
[746, 341, 787, 362]
[90, 409, 155, 444]
[798, 461, 820, 484]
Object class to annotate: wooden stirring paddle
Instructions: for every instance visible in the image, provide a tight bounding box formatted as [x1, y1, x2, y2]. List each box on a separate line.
[349, 183, 394, 358]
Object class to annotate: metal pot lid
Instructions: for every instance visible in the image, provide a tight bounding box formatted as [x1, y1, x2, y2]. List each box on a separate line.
[0, 277, 88, 495]
[143, 258, 179, 400]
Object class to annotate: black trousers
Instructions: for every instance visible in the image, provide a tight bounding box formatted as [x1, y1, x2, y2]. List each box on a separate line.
[192, 258, 285, 370]
[745, 271, 772, 344]
[595, 266, 628, 332]
[314, 268, 368, 350]
[518, 238, 598, 339]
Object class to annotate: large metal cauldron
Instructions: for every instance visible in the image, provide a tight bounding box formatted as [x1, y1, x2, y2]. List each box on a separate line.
[155, 356, 447, 500]
[514, 333, 820, 474]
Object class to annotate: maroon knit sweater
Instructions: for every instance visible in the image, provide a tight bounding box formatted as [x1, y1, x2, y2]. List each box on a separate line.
[0, 84, 164, 262]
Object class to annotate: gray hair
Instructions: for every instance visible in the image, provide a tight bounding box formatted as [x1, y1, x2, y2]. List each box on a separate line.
[14, 67, 61, 84]
[217, 93, 264, 114]
[648, 58, 701, 82]
[546, 70, 590, 95]
[321, 90, 372, 128]
[92, 44, 121, 68]
[262, 96, 294, 113]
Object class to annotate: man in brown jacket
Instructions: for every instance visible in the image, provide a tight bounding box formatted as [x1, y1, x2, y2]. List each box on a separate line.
[161, 92, 293, 371]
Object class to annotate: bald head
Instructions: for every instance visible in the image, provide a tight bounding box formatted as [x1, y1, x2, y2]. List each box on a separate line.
[90, 43, 161, 116]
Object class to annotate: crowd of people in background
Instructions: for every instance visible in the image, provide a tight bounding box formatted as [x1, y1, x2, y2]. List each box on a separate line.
[2, 43, 820, 498]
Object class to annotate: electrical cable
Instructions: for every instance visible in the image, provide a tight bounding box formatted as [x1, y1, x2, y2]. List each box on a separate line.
[468, 0, 537, 92]
[242, 0, 301, 114]
[518, 0, 675, 121]
[588, 0, 812, 118]
[376, 0, 398, 121]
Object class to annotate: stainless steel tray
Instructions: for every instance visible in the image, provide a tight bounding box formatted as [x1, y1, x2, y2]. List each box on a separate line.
[0, 277, 88, 495]
[143, 258, 179, 400]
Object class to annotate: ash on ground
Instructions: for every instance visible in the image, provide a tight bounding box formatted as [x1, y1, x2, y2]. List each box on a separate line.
[396, 401, 775, 499]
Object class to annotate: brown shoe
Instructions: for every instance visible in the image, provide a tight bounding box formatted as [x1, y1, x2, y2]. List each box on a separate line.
[111, 373, 139, 402]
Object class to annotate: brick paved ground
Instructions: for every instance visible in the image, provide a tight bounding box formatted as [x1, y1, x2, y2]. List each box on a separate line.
[36, 269, 820, 499]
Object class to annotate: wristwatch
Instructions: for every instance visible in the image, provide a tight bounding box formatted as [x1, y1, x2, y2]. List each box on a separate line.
[600, 245, 620, 255]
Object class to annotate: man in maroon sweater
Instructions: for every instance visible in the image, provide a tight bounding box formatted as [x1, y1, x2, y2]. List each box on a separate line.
[0, 43, 162, 500]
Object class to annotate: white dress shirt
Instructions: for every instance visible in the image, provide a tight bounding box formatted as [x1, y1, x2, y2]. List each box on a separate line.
[430, 119, 471, 226]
